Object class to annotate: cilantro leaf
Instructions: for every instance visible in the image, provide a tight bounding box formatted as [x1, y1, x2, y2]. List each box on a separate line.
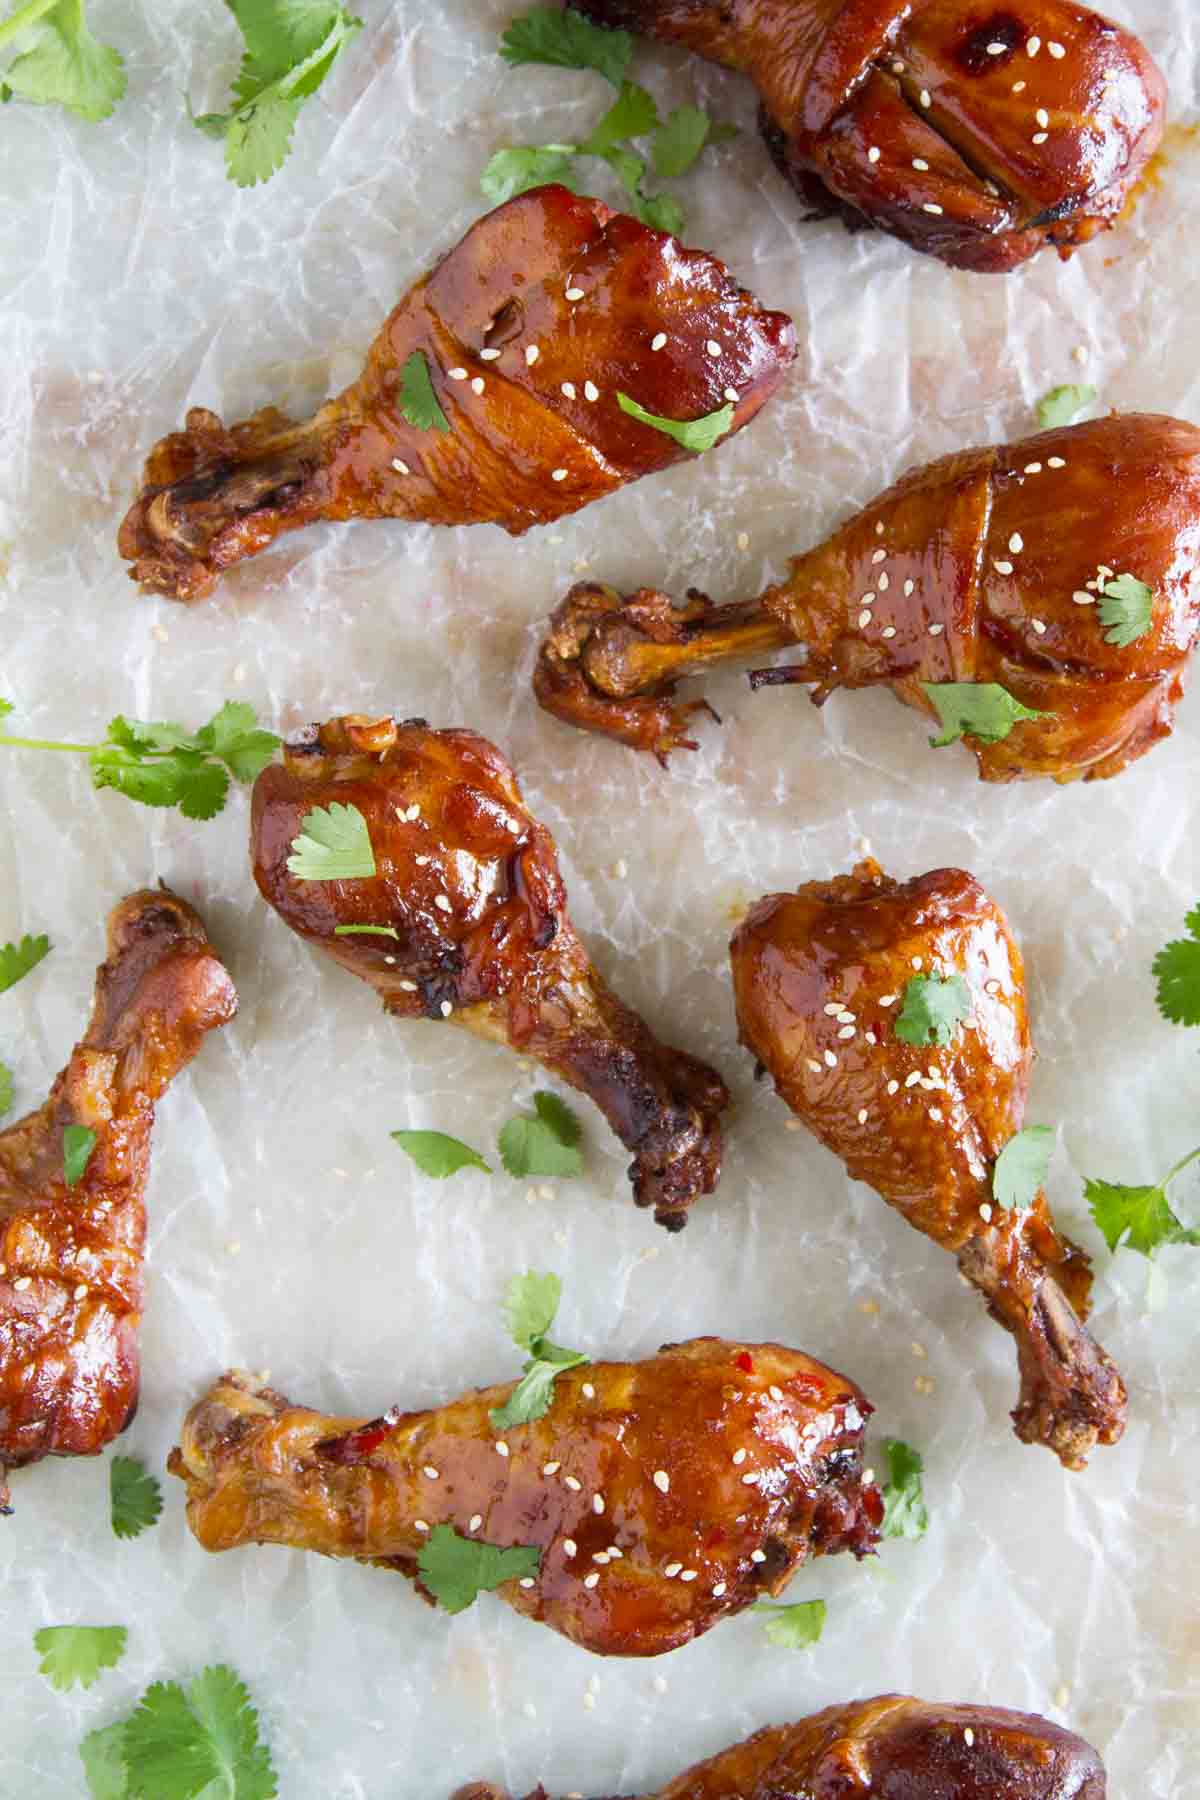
[1085, 1147, 1200, 1259]
[616, 392, 734, 454]
[418, 1524, 541, 1615]
[1035, 383, 1096, 430]
[1098, 573, 1154, 648]
[0, 1061, 12, 1120]
[922, 682, 1047, 748]
[753, 1597, 826, 1648]
[502, 1269, 563, 1351]
[480, 144, 579, 204]
[0, 0, 126, 121]
[489, 1269, 589, 1429]
[111, 1456, 163, 1540]
[652, 104, 736, 178]
[579, 79, 658, 153]
[992, 1124, 1054, 1212]
[879, 1439, 928, 1540]
[0, 932, 50, 993]
[122, 1663, 278, 1800]
[192, 1, 362, 188]
[64, 1123, 97, 1189]
[500, 6, 632, 88]
[194, 701, 281, 784]
[1153, 905, 1200, 1026]
[80, 1721, 129, 1800]
[391, 1130, 491, 1178]
[597, 145, 683, 234]
[893, 973, 971, 1048]
[286, 801, 376, 881]
[498, 1092, 584, 1178]
[35, 1624, 127, 1692]
[489, 1340, 590, 1431]
[398, 351, 451, 434]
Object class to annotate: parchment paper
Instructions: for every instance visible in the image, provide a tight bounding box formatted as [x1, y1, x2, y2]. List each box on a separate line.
[1, 3, 1198, 1794]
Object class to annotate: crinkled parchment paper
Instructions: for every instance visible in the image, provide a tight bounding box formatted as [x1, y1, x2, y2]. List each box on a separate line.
[1, 2, 1199, 1794]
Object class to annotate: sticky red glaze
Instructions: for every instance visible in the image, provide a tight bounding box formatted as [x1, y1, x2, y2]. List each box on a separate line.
[0, 892, 236, 1511]
[251, 715, 728, 1228]
[579, 0, 1165, 271]
[117, 186, 795, 600]
[170, 1339, 880, 1657]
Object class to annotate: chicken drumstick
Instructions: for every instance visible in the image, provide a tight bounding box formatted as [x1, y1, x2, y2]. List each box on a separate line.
[0, 890, 236, 1512]
[730, 860, 1126, 1469]
[576, 0, 1165, 272]
[251, 715, 728, 1229]
[455, 1692, 1106, 1798]
[119, 185, 795, 602]
[536, 413, 1200, 783]
[170, 1338, 880, 1657]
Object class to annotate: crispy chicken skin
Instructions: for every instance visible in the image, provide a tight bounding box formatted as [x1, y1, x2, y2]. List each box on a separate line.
[0, 891, 236, 1512]
[251, 715, 728, 1229]
[454, 1692, 1106, 1798]
[576, 0, 1165, 272]
[169, 1339, 880, 1657]
[118, 185, 795, 602]
[535, 413, 1200, 783]
[730, 861, 1127, 1469]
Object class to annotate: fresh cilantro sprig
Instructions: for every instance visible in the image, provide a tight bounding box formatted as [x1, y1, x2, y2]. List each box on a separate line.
[110, 1456, 163, 1540]
[398, 351, 450, 434]
[0, 0, 125, 120]
[63, 1124, 97, 1188]
[191, 0, 362, 188]
[922, 682, 1046, 749]
[80, 1663, 278, 1799]
[0, 932, 49, 993]
[498, 1091, 583, 1178]
[1153, 905, 1200, 1026]
[1035, 383, 1096, 430]
[489, 1270, 589, 1431]
[1086, 1146, 1200, 1260]
[286, 801, 376, 880]
[1097, 573, 1154, 648]
[616, 392, 734, 454]
[753, 1597, 826, 1648]
[417, 1523, 541, 1615]
[0, 699, 279, 821]
[500, 5, 632, 85]
[894, 973, 971, 1048]
[879, 1438, 928, 1540]
[653, 104, 738, 178]
[391, 1130, 491, 1178]
[35, 1624, 127, 1692]
[992, 1124, 1054, 1212]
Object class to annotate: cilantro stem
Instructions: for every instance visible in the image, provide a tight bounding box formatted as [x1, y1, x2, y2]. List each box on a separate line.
[1164, 1145, 1200, 1189]
[0, 732, 97, 755]
[0, 0, 59, 52]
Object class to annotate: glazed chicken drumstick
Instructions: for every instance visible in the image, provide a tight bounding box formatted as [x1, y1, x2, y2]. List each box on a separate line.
[456, 1692, 1106, 1798]
[577, 0, 1164, 272]
[251, 715, 728, 1229]
[0, 891, 236, 1512]
[118, 185, 795, 602]
[536, 413, 1200, 783]
[170, 1338, 880, 1657]
[730, 861, 1127, 1469]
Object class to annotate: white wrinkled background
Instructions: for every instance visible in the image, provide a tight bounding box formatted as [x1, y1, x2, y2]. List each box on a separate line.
[1, 1, 1198, 1793]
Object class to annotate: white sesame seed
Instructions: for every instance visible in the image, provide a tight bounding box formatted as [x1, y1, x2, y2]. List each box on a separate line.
[929, 1107, 944, 1123]
[561, 382, 576, 399]
[392, 458, 410, 475]
[581, 1381, 596, 1399]
[912, 957, 923, 969]
[732, 1448, 747, 1466]
[584, 1571, 600, 1588]
[928, 622, 944, 636]
[593, 1551, 609, 1564]
[905, 1072, 922, 1088]
[13, 1277, 31, 1291]
[866, 1032, 876, 1045]
[593, 1494, 605, 1514]
[398, 979, 417, 992]
[565, 286, 585, 301]
[1048, 456, 1066, 468]
[1024, 462, 1043, 474]
[880, 994, 897, 1007]
[653, 1470, 670, 1493]
[923, 202, 944, 215]
[837, 1025, 856, 1041]
[665, 1562, 682, 1577]
[741, 1471, 758, 1486]
[526, 344, 540, 365]
[920, 89, 932, 107]
[737, 531, 750, 550]
[651, 332, 667, 351]
[1028, 35, 1042, 55]
[872, 548, 886, 565]
[751, 1549, 766, 1563]
[837, 1011, 856, 1024]
[565, 1475, 582, 1491]
[584, 380, 599, 402]
[471, 376, 485, 395]
[415, 1520, 429, 1533]
[965, 1727, 976, 1746]
[1047, 40, 1065, 58]
[607, 1545, 623, 1559]
[985, 979, 1001, 995]
[712, 1581, 727, 1596]
[857, 1108, 869, 1124]
[1072, 591, 1096, 605]
[551, 468, 568, 482]
[680, 1569, 698, 1582]
[543, 1462, 561, 1476]
[1036, 108, 1050, 128]
[706, 340, 721, 358]
[73, 1283, 88, 1300]
[887, 1080, 899, 1095]
[448, 367, 467, 381]
[1009, 532, 1024, 553]
[769, 1385, 784, 1401]
[1032, 131, 1048, 145]
[986, 41, 1006, 54]
[564, 1538, 577, 1556]
[807, 1058, 823, 1073]
[470, 1514, 484, 1534]
[1074, 345, 1089, 365]
[723, 386, 738, 404]
[912, 158, 929, 171]
[434, 894, 452, 913]
[823, 1050, 838, 1068]
[439, 999, 451, 1018]
[824, 1002, 843, 1016]
[496, 1441, 510, 1458]
[1012, 79, 1026, 92]
[878, 572, 890, 591]
[881, 626, 897, 639]
[904, 578, 915, 597]
[423, 1465, 439, 1480]
[1032, 619, 1047, 635]
[994, 559, 1014, 575]
[868, 146, 881, 163]
[980, 1203, 993, 1223]
[480, 346, 501, 361]
[858, 609, 873, 629]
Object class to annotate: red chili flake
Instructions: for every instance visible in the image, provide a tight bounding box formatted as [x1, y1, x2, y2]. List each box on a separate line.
[735, 1352, 755, 1374]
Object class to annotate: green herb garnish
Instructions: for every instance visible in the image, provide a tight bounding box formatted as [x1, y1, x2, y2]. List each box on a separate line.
[489, 1270, 589, 1430]
[753, 1597, 826, 1648]
[35, 1624, 127, 1692]
[0, 932, 49, 994]
[286, 801, 376, 881]
[1098, 573, 1154, 648]
[1035, 384, 1096, 430]
[110, 1456, 163, 1540]
[80, 1662, 278, 1799]
[0, 0, 125, 120]
[63, 1124, 96, 1189]
[398, 350, 451, 434]
[1086, 1146, 1200, 1260]
[500, 5, 632, 86]
[893, 974, 971, 1049]
[616, 392, 734, 454]
[992, 1124, 1054, 1212]
[498, 1091, 583, 1179]
[417, 1523, 541, 1615]
[879, 1439, 929, 1540]
[1153, 904, 1200, 1026]
[391, 1130, 491, 1178]
[922, 682, 1046, 748]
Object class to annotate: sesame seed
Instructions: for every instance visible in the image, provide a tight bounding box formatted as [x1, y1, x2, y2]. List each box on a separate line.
[838, 1025, 856, 1041]
[606, 1545, 623, 1559]
[13, 1276, 31, 1290]
[769, 1385, 783, 1401]
[1032, 619, 1047, 635]
[986, 41, 1006, 54]
[543, 1461, 561, 1475]
[551, 468, 568, 482]
[732, 1448, 747, 1466]
[824, 1002, 843, 1015]
[1028, 35, 1042, 55]
[737, 531, 750, 550]
[1074, 345, 1089, 365]
[994, 559, 1014, 575]
[470, 1513, 484, 1533]
[593, 1551, 609, 1564]
[837, 1010, 856, 1024]
[448, 367, 467, 381]
[1048, 40, 1065, 58]
[593, 1493, 605, 1514]
[868, 146, 881, 163]
[561, 382, 576, 400]
[398, 979, 417, 991]
[712, 1581, 727, 1596]
[929, 1107, 944, 1122]
[653, 1470, 670, 1493]
[1048, 456, 1066, 468]
[751, 1549, 766, 1563]
[887, 1080, 899, 1095]
[904, 579, 915, 596]
[905, 1072, 922, 1088]
[878, 572, 890, 591]
[723, 386, 738, 404]
[440, 1003, 452, 1022]
[881, 626, 897, 639]
[1072, 591, 1096, 605]
[584, 381, 599, 402]
[879, 993, 897, 1006]
[434, 894, 453, 913]
[824, 1050, 838, 1068]
[526, 344, 540, 365]
[496, 1441, 510, 1458]
[858, 609, 873, 629]
[1024, 462, 1043, 474]
[928, 622, 944, 636]
[915, 1375, 936, 1395]
[1032, 132, 1048, 145]
[680, 1569, 698, 1582]
[807, 1058, 822, 1073]
[480, 346, 501, 361]
[857, 1108, 869, 1124]
[965, 1728, 976, 1747]
[980, 1203, 993, 1223]
[73, 1283, 88, 1300]
[1012, 79, 1026, 92]
[584, 1571, 600, 1588]
[741, 1472, 758, 1486]
[565, 286, 585, 301]
[392, 458, 410, 475]
[471, 377, 485, 395]
[1009, 532, 1024, 553]
[564, 1538, 577, 1556]
[415, 1519, 429, 1532]
[872, 548, 886, 565]
[579, 1382, 595, 1401]
[423, 1465, 439, 1480]
[1036, 108, 1050, 128]
[912, 957, 923, 970]
[920, 89, 932, 107]
[912, 158, 929, 171]
[985, 979, 1001, 994]
[706, 340, 721, 358]
[665, 1562, 682, 1577]
[651, 332, 667, 351]
[923, 202, 944, 215]
[565, 1475, 582, 1491]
